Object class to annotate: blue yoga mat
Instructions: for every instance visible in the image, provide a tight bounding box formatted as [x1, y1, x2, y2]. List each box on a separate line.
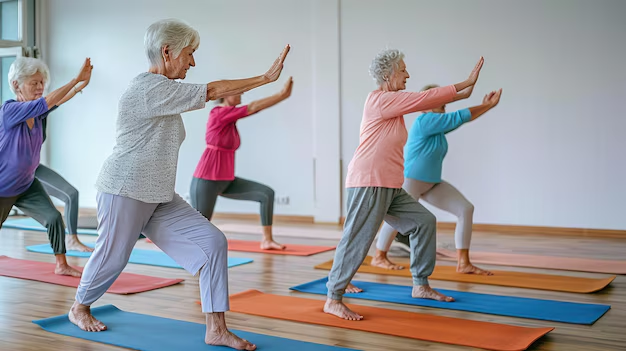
[33, 304, 356, 351]
[26, 244, 253, 269]
[2, 217, 98, 235]
[291, 278, 610, 325]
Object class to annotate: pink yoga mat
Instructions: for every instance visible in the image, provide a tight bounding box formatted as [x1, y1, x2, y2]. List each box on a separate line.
[0, 256, 183, 294]
[437, 249, 626, 274]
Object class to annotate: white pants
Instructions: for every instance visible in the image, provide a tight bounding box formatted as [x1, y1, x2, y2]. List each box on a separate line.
[377, 178, 474, 251]
[75, 192, 229, 313]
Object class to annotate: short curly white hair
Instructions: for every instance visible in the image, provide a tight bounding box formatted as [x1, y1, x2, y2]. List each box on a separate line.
[144, 18, 200, 68]
[369, 49, 405, 86]
[7, 57, 50, 95]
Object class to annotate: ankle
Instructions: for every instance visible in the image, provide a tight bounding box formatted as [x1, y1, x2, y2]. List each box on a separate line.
[456, 249, 470, 264]
[71, 301, 89, 311]
[205, 312, 227, 333]
[374, 250, 388, 259]
[262, 226, 273, 241]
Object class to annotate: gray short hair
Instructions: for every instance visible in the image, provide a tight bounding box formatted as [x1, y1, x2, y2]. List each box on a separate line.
[7, 57, 50, 95]
[369, 49, 405, 86]
[144, 19, 200, 68]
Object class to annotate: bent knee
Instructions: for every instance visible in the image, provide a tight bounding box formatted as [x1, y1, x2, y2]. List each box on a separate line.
[43, 210, 64, 227]
[67, 187, 79, 202]
[263, 186, 275, 202]
[203, 227, 228, 253]
[422, 211, 437, 226]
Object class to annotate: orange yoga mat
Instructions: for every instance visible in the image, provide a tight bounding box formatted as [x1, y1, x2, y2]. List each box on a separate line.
[437, 249, 626, 274]
[228, 290, 553, 351]
[0, 256, 183, 294]
[315, 256, 615, 293]
[226, 239, 335, 256]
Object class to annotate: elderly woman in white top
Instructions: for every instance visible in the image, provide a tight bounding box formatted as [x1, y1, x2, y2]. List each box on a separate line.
[69, 19, 290, 351]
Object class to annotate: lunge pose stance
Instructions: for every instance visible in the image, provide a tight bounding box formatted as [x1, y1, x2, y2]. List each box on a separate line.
[0, 56, 93, 276]
[191, 77, 293, 250]
[372, 84, 502, 275]
[35, 78, 94, 252]
[325, 48, 488, 320]
[68, 19, 290, 351]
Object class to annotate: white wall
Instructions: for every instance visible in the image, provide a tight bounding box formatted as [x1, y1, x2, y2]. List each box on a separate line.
[340, 0, 626, 230]
[43, 0, 315, 216]
[43, 0, 626, 230]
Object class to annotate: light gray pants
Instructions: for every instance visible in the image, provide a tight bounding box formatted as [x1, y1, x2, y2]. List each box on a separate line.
[75, 192, 229, 313]
[326, 187, 437, 300]
[377, 178, 474, 252]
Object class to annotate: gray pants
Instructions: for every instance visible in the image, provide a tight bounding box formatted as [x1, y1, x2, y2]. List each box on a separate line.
[326, 187, 437, 300]
[76, 192, 229, 313]
[0, 179, 66, 254]
[35, 164, 80, 235]
[378, 178, 474, 251]
[190, 177, 274, 226]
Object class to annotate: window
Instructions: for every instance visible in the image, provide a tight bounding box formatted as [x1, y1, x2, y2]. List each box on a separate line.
[1, 0, 35, 103]
[0, 0, 23, 44]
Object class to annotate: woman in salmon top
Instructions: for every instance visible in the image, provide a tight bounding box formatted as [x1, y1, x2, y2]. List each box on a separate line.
[324, 48, 490, 321]
[191, 77, 293, 250]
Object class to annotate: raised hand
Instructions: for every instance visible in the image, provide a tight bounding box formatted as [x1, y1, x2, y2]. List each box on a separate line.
[484, 88, 502, 107]
[467, 56, 484, 86]
[264, 45, 290, 82]
[280, 76, 293, 98]
[76, 58, 93, 83]
[482, 90, 496, 104]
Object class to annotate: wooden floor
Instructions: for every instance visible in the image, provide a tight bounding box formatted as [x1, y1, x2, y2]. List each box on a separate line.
[1, 216, 625, 351]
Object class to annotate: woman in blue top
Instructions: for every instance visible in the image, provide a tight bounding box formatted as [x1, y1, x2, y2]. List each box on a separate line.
[372, 84, 502, 275]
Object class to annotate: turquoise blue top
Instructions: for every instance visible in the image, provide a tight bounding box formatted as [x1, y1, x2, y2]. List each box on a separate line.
[404, 108, 472, 183]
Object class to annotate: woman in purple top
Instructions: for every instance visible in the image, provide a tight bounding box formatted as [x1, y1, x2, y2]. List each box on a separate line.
[0, 56, 93, 277]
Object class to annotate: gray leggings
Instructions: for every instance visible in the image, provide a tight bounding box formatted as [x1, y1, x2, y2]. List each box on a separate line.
[35, 164, 79, 235]
[0, 179, 66, 254]
[326, 187, 437, 300]
[190, 177, 274, 226]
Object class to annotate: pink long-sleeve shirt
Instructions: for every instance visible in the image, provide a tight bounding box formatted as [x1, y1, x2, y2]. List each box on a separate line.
[345, 85, 457, 189]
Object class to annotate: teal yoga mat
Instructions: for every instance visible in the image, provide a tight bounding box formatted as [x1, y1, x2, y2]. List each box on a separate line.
[33, 304, 357, 351]
[26, 244, 253, 269]
[290, 278, 610, 325]
[3, 217, 98, 235]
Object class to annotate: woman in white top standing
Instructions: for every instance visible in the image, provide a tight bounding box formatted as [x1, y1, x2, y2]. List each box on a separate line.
[69, 19, 290, 351]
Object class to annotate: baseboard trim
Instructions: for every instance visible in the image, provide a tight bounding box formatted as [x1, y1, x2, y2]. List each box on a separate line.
[70, 208, 625, 239]
[211, 212, 314, 224]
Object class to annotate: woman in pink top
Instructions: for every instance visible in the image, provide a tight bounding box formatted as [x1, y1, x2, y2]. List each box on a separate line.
[324, 49, 486, 321]
[191, 77, 293, 250]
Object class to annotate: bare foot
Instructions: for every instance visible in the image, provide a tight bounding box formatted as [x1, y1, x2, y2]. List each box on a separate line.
[69, 302, 107, 332]
[370, 254, 405, 270]
[412, 285, 455, 302]
[323, 299, 363, 321]
[55, 264, 82, 277]
[206, 330, 256, 350]
[345, 283, 363, 294]
[457, 262, 493, 275]
[260, 240, 286, 250]
[66, 235, 94, 252]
